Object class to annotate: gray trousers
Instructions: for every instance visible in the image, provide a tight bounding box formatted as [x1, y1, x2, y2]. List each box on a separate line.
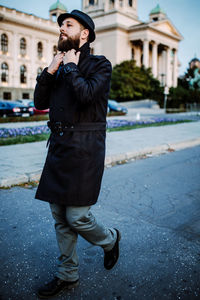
[49, 203, 117, 282]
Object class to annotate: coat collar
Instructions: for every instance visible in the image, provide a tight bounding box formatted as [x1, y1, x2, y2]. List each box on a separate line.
[78, 42, 90, 63]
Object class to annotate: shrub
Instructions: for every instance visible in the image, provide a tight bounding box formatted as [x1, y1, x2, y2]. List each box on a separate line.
[110, 60, 163, 102]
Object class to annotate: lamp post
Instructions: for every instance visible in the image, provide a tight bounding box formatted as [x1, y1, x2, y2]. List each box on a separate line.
[164, 85, 169, 113]
[160, 73, 165, 87]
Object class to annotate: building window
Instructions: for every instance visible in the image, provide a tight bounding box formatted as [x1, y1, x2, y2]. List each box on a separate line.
[22, 93, 29, 99]
[131, 48, 134, 60]
[37, 67, 43, 75]
[110, 0, 114, 8]
[20, 38, 26, 56]
[1, 34, 8, 53]
[3, 92, 11, 100]
[20, 65, 27, 83]
[152, 17, 158, 22]
[37, 42, 43, 58]
[89, 0, 94, 4]
[1, 62, 9, 82]
[129, 0, 132, 6]
[53, 45, 57, 56]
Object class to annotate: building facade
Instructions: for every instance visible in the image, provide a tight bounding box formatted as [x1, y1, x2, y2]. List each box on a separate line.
[0, 3, 66, 100]
[84, 2, 183, 88]
[0, 1, 183, 101]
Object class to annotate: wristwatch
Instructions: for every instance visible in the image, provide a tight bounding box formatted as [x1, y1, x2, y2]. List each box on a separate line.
[63, 64, 77, 74]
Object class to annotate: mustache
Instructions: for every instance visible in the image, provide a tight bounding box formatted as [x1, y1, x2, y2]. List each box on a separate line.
[60, 33, 68, 38]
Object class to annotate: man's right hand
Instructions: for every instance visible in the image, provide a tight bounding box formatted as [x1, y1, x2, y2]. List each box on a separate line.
[47, 52, 64, 75]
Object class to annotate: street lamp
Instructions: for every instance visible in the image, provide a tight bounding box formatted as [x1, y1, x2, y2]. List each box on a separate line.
[164, 85, 169, 113]
[160, 73, 166, 87]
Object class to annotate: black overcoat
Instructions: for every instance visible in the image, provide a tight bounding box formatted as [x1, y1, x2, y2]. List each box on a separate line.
[34, 42, 112, 206]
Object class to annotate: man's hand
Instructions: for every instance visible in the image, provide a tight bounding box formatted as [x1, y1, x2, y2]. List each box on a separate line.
[63, 49, 80, 65]
[47, 52, 64, 75]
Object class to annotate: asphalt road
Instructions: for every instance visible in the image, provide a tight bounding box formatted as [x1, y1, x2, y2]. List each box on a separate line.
[0, 146, 200, 300]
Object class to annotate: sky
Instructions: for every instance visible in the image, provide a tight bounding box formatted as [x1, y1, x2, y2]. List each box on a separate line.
[1, 0, 200, 75]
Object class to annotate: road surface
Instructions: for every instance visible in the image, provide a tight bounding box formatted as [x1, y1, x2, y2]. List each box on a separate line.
[0, 146, 200, 299]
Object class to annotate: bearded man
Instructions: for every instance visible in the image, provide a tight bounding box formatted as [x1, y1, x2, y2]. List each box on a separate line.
[34, 10, 121, 299]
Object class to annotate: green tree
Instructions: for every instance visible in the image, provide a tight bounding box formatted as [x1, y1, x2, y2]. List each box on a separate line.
[109, 60, 163, 102]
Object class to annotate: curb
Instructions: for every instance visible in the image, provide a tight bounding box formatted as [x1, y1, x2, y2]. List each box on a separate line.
[105, 138, 200, 166]
[1, 138, 200, 188]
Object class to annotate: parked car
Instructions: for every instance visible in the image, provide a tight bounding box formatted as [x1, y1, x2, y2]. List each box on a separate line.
[28, 101, 49, 115]
[108, 100, 128, 114]
[0, 100, 34, 117]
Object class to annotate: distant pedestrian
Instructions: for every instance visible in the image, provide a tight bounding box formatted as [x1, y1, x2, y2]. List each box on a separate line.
[34, 9, 121, 299]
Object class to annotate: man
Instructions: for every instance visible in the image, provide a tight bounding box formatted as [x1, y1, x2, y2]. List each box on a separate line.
[34, 10, 121, 299]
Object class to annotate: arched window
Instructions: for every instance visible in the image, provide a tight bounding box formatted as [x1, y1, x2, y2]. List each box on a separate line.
[20, 38, 26, 56]
[1, 34, 8, 53]
[1, 62, 9, 82]
[37, 67, 42, 76]
[53, 45, 57, 57]
[20, 65, 27, 83]
[37, 42, 43, 58]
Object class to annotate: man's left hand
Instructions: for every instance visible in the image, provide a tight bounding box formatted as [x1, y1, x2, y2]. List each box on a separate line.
[63, 49, 80, 65]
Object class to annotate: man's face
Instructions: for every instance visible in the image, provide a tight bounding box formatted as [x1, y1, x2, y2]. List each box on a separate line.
[58, 18, 82, 52]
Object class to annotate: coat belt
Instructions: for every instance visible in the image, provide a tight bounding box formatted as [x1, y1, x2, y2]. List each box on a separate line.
[47, 121, 107, 135]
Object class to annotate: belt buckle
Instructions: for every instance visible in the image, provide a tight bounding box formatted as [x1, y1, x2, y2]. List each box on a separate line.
[55, 121, 63, 136]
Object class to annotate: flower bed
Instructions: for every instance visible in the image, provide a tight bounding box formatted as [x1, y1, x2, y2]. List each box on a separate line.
[107, 118, 186, 129]
[0, 125, 50, 139]
[0, 118, 189, 139]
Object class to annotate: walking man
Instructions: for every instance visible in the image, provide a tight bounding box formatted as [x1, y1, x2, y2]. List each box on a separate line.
[34, 10, 121, 299]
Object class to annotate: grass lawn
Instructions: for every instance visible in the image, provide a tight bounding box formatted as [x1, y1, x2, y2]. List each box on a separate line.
[0, 114, 49, 123]
[0, 133, 50, 146]
[0, 119, 192, 146]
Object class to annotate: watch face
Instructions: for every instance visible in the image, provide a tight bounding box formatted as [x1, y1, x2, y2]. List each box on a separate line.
[64, 65, 71, 74]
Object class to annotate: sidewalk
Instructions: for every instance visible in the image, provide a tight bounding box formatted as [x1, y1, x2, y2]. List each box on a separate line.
[0, 120, 200, 187]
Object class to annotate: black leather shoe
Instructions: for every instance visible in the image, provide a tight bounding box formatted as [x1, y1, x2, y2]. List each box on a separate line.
[104, 228, 121, 270]
[37, 277, 79, 299]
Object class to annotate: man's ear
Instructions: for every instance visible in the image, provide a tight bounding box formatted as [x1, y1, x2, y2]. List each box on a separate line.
[81, 28, 89, 41]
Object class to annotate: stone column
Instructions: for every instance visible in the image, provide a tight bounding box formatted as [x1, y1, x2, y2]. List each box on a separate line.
[115, 0, 120, 9]
[13, 32, 18, 87]
[30, 37, 36, 88]
[143, 39, 149, 68]
[104, 0, 109, 11]
[152, 41, 158, 78]
[165, 46, 171, 87]
[134, 46, 141, 67]
[173, 49, 178, 87]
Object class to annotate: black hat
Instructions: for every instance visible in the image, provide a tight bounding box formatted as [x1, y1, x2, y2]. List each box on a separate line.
[57, 10, 95, 43]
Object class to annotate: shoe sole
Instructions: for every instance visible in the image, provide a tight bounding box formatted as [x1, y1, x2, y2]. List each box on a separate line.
[37, 281, 79, 299]
[116, 229, 121, 241]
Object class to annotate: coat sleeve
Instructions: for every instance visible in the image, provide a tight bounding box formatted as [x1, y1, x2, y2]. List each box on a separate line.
[34, 68, 55, 110]
[62, 57, 112, 105]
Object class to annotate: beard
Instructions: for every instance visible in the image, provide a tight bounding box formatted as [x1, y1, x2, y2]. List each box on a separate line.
[57, 33, 81, 52]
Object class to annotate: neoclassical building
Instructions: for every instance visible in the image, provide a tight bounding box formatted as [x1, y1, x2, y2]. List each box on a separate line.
[0, 1, 182, 101]
[0, 3, 65, 100]
[84, 1, 183, 87]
